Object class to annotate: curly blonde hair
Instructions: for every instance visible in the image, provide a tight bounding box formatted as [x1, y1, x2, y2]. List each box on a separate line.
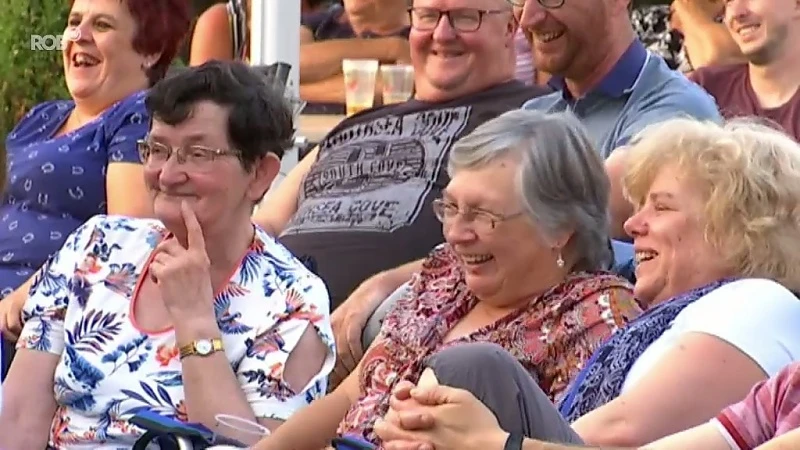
[623, 117, 800, 293]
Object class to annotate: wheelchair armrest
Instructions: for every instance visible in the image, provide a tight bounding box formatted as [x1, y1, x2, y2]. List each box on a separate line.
[361, 281, 413, 350]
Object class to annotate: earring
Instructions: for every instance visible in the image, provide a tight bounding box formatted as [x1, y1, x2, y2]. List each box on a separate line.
[556, 252, 565, 268]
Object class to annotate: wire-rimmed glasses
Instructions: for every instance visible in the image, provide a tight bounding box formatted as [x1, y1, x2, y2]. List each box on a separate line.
[136, 140, 241, 172]
[432, 198, 524, 234]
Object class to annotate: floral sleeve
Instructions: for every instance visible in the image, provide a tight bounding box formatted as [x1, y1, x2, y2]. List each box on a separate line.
[17, 215, 106, 355]
[237, 272, 335, 420]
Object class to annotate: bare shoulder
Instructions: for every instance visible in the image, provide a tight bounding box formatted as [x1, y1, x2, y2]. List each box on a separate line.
[196, 3, 230, 30]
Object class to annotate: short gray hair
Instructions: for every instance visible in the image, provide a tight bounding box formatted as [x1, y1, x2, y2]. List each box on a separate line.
[448, 109, 612, 271]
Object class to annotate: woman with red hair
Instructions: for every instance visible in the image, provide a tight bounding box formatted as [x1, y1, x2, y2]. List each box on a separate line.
[0, 0, 192, 374]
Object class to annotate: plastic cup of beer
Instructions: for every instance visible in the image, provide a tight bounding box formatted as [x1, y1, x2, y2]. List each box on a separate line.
[343, 59, 379, 116]
[380, 64, 414, 104]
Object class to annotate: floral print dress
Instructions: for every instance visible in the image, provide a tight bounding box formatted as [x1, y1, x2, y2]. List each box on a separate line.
[16, 215, 335, 449]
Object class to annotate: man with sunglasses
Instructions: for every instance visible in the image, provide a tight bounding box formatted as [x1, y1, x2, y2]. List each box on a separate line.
[514, 0, 720, 159]
[256, 0, 548, 386]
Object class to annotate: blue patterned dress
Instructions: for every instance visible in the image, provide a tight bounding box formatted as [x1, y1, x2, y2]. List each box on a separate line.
[16, 215, 335, 449]
[0, 91, 148, 297]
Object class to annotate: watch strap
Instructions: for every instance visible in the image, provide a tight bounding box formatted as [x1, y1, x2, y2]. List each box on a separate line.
[179, 338, 224, 359]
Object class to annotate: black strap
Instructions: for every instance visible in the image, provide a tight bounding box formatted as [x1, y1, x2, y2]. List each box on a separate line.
[133, 431, 169, 450]
[132, 431, 189, 450]
[504, 433, 524, 450]
[227, 0, 248, 59]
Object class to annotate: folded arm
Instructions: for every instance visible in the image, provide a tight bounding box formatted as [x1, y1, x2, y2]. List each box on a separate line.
[300, 73, 348, 105]
[300, 37, 408, 83]
[300, 72, 385, 105]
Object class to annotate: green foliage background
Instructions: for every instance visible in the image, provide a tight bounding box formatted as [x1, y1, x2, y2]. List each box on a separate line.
[0, 2, 72, 144]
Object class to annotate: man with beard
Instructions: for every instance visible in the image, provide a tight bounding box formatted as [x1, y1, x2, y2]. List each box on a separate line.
[513, 0, 720, 158]
[689, 0, 800, 140]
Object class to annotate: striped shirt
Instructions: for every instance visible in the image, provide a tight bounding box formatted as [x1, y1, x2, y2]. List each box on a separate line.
[715, 361, 800, 449]
[514, 28, 534, 86]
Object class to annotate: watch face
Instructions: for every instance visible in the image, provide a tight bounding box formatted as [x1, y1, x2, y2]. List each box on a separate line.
[195, 340, 213, 355]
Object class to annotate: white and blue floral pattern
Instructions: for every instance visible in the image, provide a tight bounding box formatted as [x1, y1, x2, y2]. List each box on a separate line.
[17, 215, 335, 449]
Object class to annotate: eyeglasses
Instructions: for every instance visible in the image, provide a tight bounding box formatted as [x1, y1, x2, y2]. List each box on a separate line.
[408, 7, 508, 32]
[137, 139, 240, 171]
[505, 0, 566, 9]
[432, 198, 524, 233]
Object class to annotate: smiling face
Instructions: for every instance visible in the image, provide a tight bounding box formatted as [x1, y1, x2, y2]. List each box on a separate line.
[723, 0, 798, 65]
[410, 0, 517, 101]
[143, 101, 278, 240]
[623, 166, 732, 307]
[514, 0, 613, 78]
[442, 156, 564, 307]
[63, 0, 153, 108]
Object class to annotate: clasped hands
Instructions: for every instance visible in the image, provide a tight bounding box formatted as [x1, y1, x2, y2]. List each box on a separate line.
[149, 202, 216, 322]
[374, 369, 507, 450]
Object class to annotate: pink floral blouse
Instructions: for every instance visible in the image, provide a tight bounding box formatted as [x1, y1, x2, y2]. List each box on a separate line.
[337, 244, 641, 445]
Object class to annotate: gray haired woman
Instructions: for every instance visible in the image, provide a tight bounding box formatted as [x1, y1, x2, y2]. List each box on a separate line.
[251, 109, 642, 450]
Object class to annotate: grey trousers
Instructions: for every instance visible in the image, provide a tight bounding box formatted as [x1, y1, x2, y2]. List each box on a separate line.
[425, 342, 585, 445]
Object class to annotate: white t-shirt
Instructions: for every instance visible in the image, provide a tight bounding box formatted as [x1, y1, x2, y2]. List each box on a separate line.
[622, 278, 800, 391]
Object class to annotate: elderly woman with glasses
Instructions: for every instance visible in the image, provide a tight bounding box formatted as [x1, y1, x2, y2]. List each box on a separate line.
[251, 109, 641, 450]
[0, 61, 335, 450]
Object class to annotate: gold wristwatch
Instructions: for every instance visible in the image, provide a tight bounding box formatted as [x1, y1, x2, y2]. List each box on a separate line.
[179, 338, 224, 359]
